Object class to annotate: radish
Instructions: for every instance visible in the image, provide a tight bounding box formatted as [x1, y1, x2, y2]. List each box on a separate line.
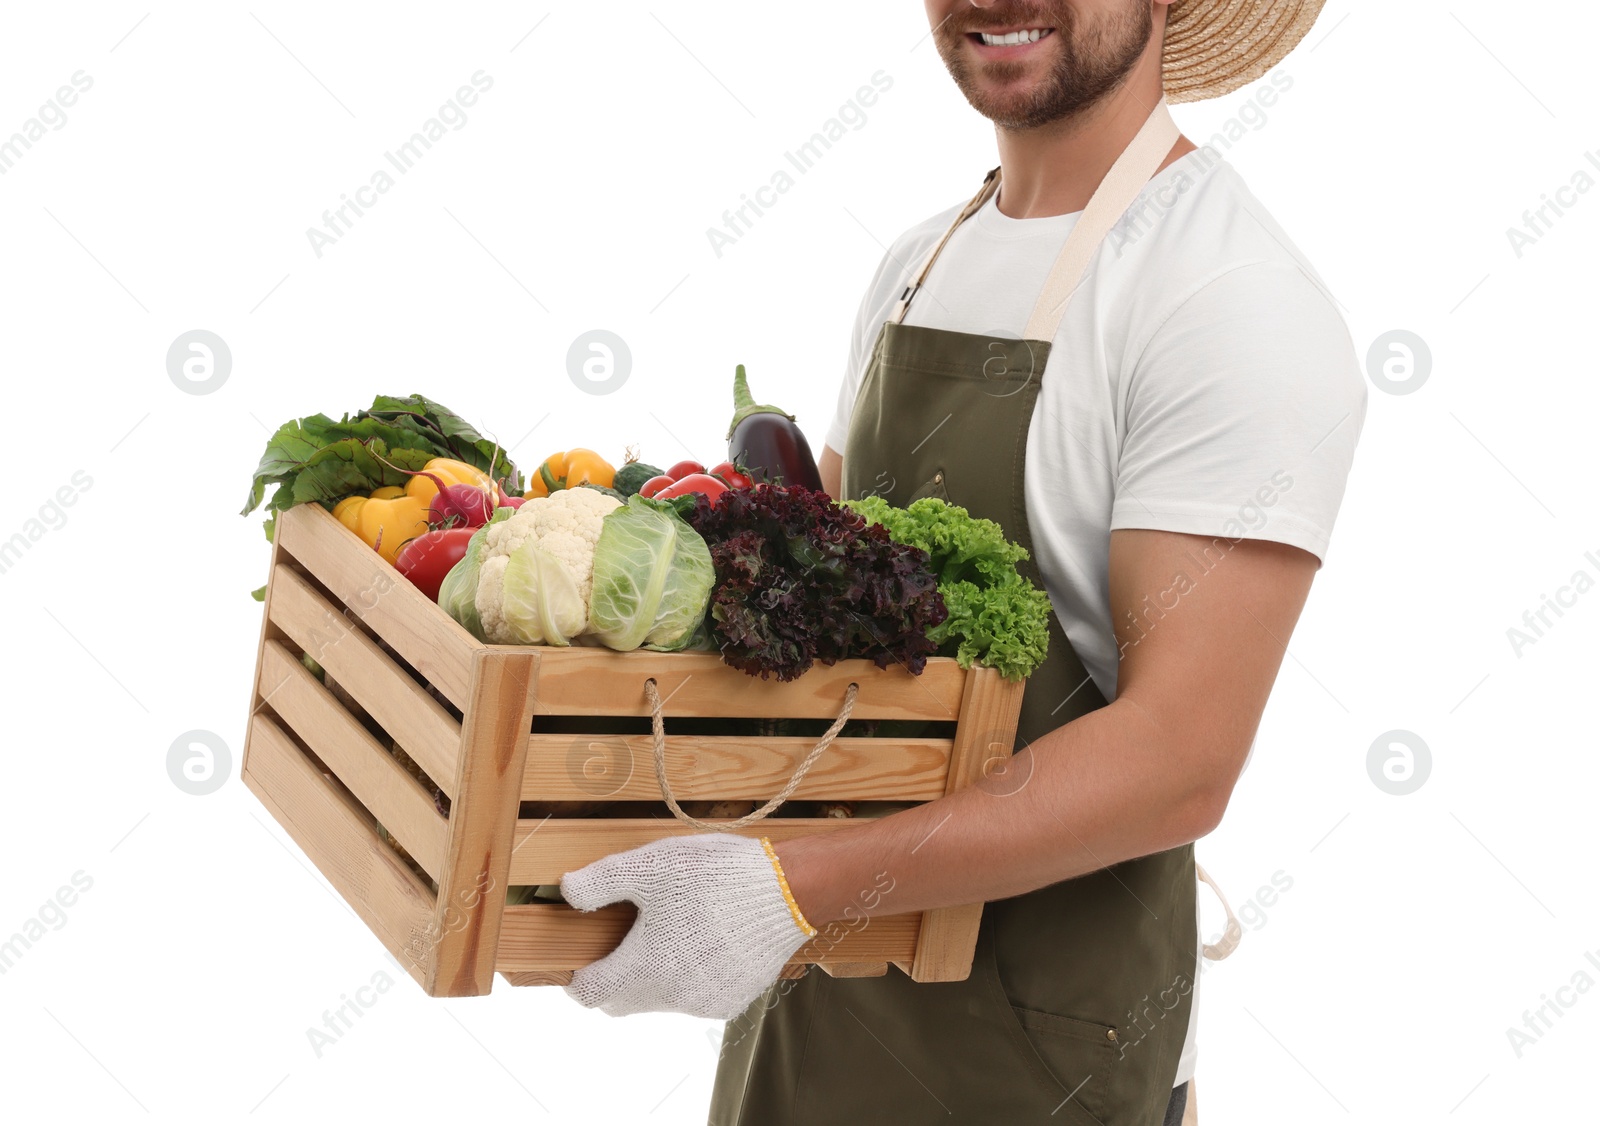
[495, 479, 526, 511]
[413, 471, 494, 528]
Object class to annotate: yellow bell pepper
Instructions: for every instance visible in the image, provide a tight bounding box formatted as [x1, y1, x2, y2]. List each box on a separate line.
[332, 489, 430, 563]
[524, 449, 615, 498]
[404, 458, 496, 505]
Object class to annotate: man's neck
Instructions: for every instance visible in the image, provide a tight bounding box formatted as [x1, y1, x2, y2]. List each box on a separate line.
[992, 77, 1196, 219]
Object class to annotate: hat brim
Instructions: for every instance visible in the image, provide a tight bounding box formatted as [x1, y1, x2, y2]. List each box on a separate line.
[1163, 0, 1326, 103]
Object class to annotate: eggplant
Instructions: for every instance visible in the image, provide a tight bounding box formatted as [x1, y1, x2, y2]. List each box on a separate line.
[725, 364, 823, 491]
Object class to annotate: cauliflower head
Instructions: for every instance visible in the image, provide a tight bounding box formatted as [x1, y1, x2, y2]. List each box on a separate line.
[475, 487, 622, 644]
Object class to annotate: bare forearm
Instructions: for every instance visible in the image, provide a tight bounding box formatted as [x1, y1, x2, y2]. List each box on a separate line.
[774, 700, 1224, 927]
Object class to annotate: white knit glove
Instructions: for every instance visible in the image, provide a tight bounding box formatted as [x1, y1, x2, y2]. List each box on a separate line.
[559, 833, 818, 1019]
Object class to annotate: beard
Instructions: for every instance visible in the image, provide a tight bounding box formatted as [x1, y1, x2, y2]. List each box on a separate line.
[934, 2, 1154, 130]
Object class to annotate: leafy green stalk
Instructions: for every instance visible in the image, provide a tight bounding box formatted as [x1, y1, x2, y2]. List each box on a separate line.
[842, 495, 1051, 681]
[241, 394, 523, 542]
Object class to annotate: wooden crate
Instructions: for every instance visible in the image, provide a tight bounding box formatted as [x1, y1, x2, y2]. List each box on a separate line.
[242, 502, 1025, 997]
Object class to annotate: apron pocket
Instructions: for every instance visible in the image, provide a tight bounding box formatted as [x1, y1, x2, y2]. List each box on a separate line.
[1006, 1005, 1119, 1126]
[907, 468, 951, 504]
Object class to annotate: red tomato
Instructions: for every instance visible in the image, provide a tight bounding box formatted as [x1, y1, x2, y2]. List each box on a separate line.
[666, 459, 706, 481]
[394, 528, 476, 602]
[655, 473, 729, 504]
[707, 461, 753, 490]
[638, 474, 675, 498]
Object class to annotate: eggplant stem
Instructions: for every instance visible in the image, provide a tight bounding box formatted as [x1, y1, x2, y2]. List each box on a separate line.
[726, 363, 796, 439]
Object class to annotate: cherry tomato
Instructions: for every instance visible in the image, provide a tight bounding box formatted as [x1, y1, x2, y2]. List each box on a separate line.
[666, 459, 706, 481]
[655, 473, 729, 505]
[707, 461, 753, 490]
[638, 474, 676, 498]
[394, 528, 476, 602]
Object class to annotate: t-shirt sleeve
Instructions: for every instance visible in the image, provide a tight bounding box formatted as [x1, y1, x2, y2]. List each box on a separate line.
[824, 246, 904, 455]
[1111, 260, 1368, 565]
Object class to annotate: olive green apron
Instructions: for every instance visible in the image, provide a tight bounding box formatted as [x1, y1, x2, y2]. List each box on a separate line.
[709, 99, 1205, 1126]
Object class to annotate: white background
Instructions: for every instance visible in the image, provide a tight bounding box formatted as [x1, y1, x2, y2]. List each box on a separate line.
[1, 2, 1595, 1123]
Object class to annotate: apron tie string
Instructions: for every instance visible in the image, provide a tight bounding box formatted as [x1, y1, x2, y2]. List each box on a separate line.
[1197, 861, 1242, 960]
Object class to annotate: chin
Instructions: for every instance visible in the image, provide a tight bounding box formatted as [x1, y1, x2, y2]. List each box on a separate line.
[970, 89, 1053, 130]
[951, 50, 1061, 128]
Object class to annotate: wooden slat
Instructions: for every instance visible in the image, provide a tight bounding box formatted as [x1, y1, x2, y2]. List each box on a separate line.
[795, 912, 922, 966]
[820, 962, 890, 977]
[427, 649, 541, 997]
[270, 563, 462, 799]
[495, 904, 921, 971]
[910, 666, 1025, 983]
[523, 734, 950, 803]
[258, 640, 450, 883]
[500, 970, 573, 987]
[517, 647, 968, 720]
[275, 503, 480, 710]
[242, 714, 438, 991]
[507, 816, 871, 885]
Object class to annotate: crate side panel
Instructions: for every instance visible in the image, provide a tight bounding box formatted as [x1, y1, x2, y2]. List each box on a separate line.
[523, 734, 951, 803]
[507, 816, 869, 885]
[275, 503, 478, 710]
[259, 640, 450, 883]
[242, 714, 438, 990]
[521, 649, 966, 720]
[495, 904, 920, 973]
[270, 563, 462, 799]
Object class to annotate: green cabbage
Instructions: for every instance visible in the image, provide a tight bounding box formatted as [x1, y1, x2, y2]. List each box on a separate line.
[437, 506, 515, 640]
[588, 494, 715, 651]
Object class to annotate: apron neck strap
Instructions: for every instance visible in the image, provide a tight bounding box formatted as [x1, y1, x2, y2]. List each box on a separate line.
[1024, 97, 1179, 341]
[891, 166, 1002, 325]
[891, 97, 1181, 340]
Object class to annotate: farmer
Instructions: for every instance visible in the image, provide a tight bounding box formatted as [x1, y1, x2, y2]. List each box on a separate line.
[559, 2, 1365, 1122]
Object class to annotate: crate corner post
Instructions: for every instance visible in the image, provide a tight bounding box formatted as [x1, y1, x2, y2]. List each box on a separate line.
[239, 505, 291, 791]
[425, 645, 542, 998]
[909, 665, 1024, 983]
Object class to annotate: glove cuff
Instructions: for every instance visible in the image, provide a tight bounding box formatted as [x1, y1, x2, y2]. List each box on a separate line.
[759, 836, 818, 938]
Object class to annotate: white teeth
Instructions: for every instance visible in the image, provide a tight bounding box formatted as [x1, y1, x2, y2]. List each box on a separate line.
[979, 28, 1047, 46]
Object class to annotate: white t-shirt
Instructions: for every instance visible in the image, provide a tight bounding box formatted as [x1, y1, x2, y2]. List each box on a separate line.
[825, 146, 1367, 1086]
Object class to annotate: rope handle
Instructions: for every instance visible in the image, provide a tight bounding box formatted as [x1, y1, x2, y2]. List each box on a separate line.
[645, 677, 859, 832]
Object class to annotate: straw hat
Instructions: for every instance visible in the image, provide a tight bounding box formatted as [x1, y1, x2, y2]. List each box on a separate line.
[1162, 0, 1325, 103]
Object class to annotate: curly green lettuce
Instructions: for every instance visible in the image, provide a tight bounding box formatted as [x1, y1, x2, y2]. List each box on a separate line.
[842, 495, 1050, 681]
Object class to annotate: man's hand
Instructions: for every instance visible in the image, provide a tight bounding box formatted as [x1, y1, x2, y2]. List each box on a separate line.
[560, 833, 817, 1019]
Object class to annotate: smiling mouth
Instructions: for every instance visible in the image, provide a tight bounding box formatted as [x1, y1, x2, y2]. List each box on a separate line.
[970, 27, 1054, 47]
